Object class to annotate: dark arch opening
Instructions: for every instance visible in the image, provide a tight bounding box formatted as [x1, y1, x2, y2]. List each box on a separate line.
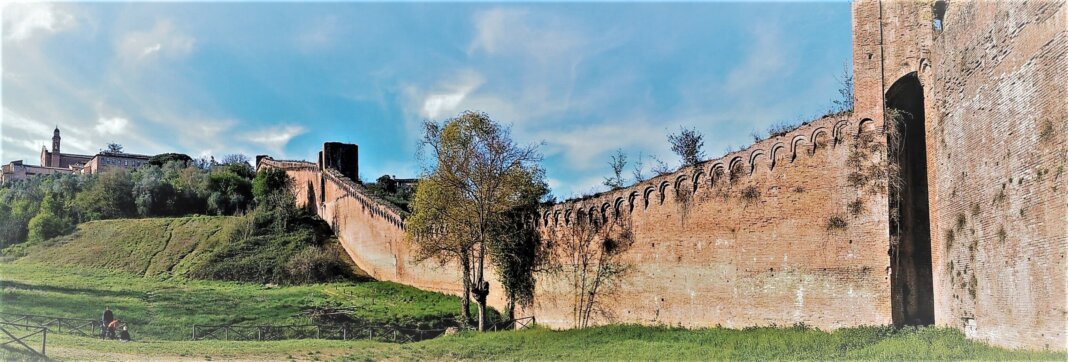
[886, 73, 934, 327]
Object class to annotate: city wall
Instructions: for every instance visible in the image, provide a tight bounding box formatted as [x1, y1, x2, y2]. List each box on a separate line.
[531, 115, 890, 329]
[257, 0, 1066, 350]
[257, 158, 500, 304]
[262, 114, 894, 331]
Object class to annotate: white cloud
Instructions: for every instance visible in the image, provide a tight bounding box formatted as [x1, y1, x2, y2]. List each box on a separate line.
[242, 125, 307, 154]
[140, 43, 162, 58]
[468, 8, 587, 62]
[419, 71, 485, 120]
[94, 116, 129, 135]
[117, 20, 196, 63]
[296, 16, 340, 51]
[2, 3, 75, 42]
[532, 119, 672, 171]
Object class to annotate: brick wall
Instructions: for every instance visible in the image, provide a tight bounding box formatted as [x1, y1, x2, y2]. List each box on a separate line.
[258, 158, 508, 309]
[261, 113, 894, 331]
[534, 115, 892, 329]
[862, 0, 1066, 350]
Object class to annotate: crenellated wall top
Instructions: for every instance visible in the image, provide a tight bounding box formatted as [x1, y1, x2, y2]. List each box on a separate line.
[538, 113, 878, 228]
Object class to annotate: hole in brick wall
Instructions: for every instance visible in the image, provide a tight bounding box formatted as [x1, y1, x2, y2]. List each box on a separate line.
[932, 1, 947, 32]
[886, 73, 935, 327]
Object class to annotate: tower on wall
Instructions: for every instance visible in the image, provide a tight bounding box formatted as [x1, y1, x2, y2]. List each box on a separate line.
[852, 0, 938, 328]
[321, 142, 359, 182]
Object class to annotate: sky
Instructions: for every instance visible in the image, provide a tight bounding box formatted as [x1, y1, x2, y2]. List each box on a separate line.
[1, 2, 852, 198]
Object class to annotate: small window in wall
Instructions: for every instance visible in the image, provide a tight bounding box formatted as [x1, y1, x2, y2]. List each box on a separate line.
[932, 1, 947, 32]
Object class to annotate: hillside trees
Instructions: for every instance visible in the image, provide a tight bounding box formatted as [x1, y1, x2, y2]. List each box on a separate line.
[75, 169, 136, 220]
[407, 111, 547, 331]
[206, 170, 253, 215]
[0, 154, 265, 247]
[27, 192, 72, 242]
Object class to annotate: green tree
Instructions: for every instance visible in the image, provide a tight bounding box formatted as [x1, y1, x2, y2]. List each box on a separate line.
[74, 170, 135, 221]
[148, 153, 193, 167]
[668, 126, 705, 168]
[253, 167, 292, 207]
[27, 193, 72, 242]
[220, 154, 255, 179]
[133, 166, 178, 217]
[487, 180, 550, 319]
[104, 143, 124, 154]
[407, 111, 546, 331]
[206, 170, 253, 215]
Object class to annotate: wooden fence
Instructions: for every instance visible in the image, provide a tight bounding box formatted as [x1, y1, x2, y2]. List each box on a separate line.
[0, 321, 48, 358]
[191, 324, 448, 342]
[0, 312, 98, 337]
[193, 316, 536, 342]
[490, 316, 536, 331]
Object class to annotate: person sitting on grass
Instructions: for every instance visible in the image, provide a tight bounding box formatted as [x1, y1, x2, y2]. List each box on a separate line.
[119, 325, 131, 342]
[107, 319, 121, 340]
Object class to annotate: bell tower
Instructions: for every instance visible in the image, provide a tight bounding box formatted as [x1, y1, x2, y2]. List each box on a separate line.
[51, 127, 61, 167]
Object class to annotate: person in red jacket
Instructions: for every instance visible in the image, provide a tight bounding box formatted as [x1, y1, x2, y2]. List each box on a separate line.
[107, 319, 121, 339]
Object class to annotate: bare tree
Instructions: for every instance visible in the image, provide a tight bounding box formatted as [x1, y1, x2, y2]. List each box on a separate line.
[830, 63, 855, 115]
[603, 149, 627, 190]
[631, 151, 646, 183]
[650, 154, 672, 176]
[546, 212, 634, 328]
[221, 154, 251, 166]
[668, 127, 705, 167]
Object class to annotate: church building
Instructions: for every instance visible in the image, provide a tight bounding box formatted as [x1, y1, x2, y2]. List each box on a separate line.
[1, 127, 151, 183]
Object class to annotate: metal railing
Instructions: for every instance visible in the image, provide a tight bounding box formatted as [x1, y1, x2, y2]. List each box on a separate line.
[0, 312, 98, 337]
[0, 322, 48, 358]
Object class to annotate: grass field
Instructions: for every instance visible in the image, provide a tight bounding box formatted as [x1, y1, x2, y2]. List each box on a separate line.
[1, 323, 1064, 361]
[2, 262, 1064, 361]
[0, 262, 463, 341]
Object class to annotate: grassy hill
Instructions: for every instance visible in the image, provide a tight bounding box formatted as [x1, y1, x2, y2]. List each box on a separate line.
[13, 216, 241, 278]
[0, 262, 465, 342]
[0, 215, 480, 343]
[7, 215, 355, 284]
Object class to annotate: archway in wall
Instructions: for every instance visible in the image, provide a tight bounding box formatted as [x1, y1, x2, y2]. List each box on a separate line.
[886, 73, 934, 327]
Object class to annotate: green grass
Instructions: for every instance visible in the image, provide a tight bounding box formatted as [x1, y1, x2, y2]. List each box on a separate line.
[13, 325, 1064, 361]
[0, 219, 1062, 360]
[11, 216, 246, 277]
[0, 262, 464, 342]
[1, 262, 1063, 360]
[7, 215, 353, 285]
[334, 324, 1065, 361]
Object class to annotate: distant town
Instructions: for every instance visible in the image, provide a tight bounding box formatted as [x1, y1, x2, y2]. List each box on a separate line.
[1, 127, 151, 182]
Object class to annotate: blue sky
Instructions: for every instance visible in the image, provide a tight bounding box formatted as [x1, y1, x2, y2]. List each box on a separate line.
[2, 2, 851, 198]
